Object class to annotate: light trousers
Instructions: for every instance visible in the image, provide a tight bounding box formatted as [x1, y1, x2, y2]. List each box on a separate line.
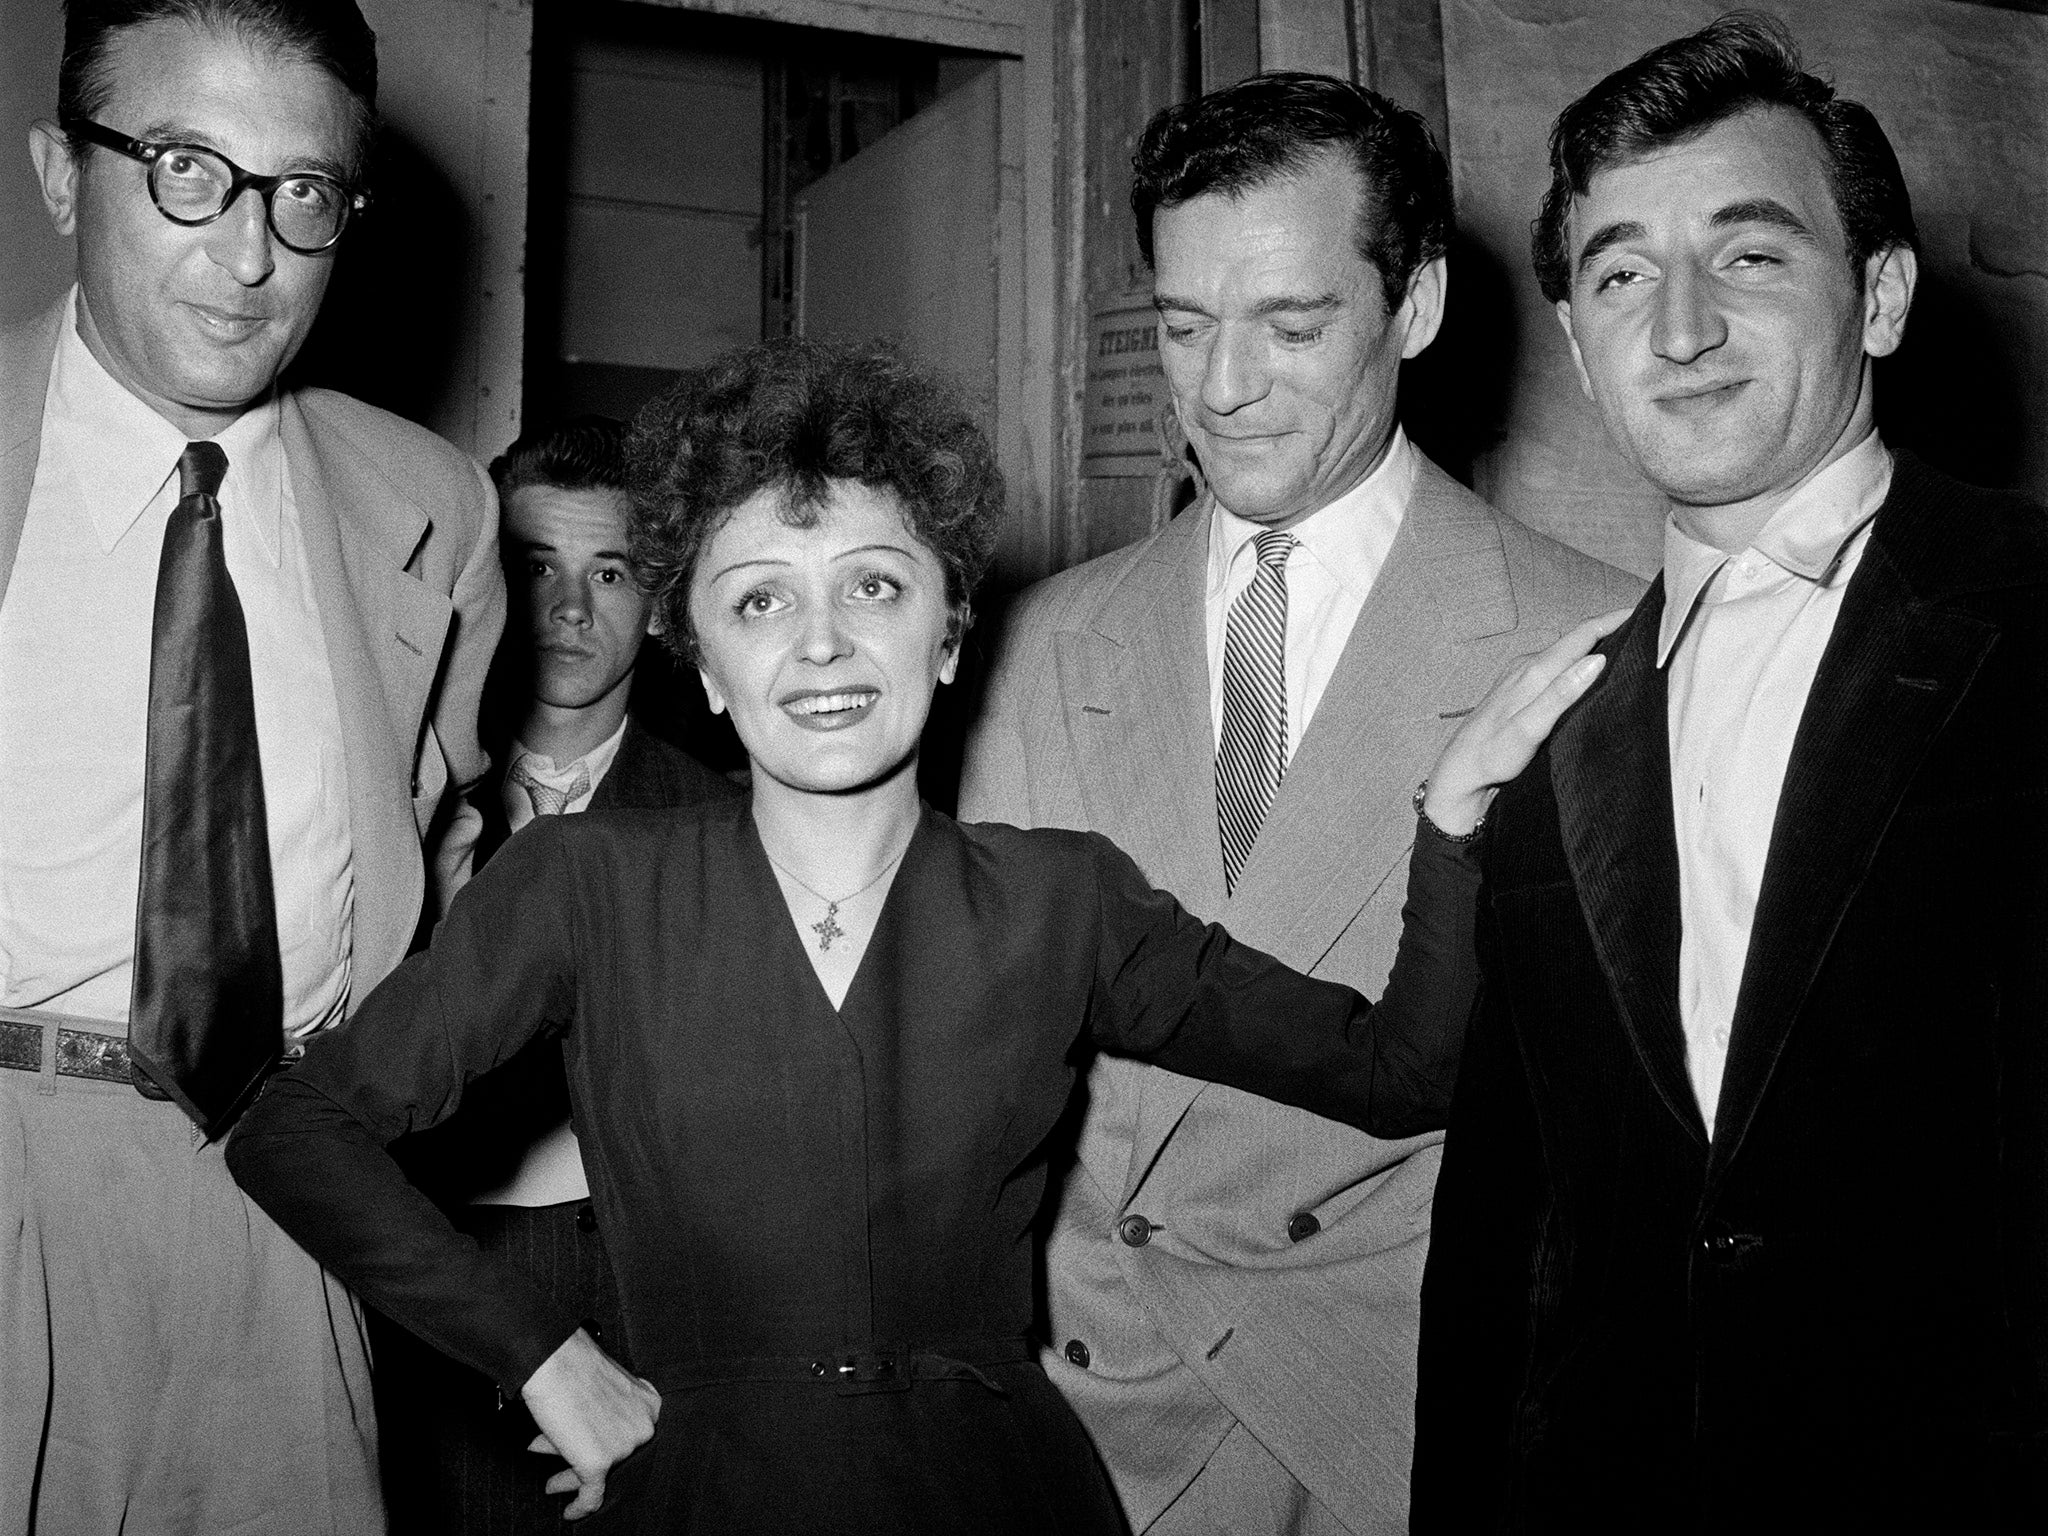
[0, 1067, 382, 1535]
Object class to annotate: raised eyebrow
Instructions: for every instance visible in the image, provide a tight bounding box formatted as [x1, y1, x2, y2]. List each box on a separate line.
[1575, 220, 1649, 278]
[706, 557, 790, 583]
[137, 122, 353, 183]
[1709, 198, 1817, 243]
[837, 542, 921, 564]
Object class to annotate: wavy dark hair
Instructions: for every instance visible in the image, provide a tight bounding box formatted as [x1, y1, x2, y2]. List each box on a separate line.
[628, 338, 1003, 665]
[60, 0, 378, 178]
[1130, 71, 1451, 315]
[489, 414, 629, 500]
[1533, 10, 1916, 304]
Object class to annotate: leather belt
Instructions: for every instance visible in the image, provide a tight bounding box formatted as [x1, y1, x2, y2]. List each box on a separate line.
[659, 1338, 1033, 1399]
[0, 1006, 140, 1086]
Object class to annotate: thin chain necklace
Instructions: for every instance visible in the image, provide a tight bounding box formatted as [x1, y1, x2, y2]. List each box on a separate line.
[764, 846, 907, 952]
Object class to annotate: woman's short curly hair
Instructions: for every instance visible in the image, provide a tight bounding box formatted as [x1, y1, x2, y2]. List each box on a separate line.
[628, 337, 1004, 664]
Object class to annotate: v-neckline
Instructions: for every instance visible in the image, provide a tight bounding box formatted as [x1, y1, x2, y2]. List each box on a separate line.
[741, 803, 927, 1020]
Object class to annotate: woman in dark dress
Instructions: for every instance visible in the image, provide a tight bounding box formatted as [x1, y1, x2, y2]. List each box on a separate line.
[228, 339, 1615, 1534]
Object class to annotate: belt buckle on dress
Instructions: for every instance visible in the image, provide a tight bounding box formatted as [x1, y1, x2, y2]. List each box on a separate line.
[830, 1344, 913, 1396]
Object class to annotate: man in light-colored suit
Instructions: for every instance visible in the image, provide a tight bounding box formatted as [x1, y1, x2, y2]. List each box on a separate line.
[960, 74, 1639, 1534]
[0, 4, 500, 1530]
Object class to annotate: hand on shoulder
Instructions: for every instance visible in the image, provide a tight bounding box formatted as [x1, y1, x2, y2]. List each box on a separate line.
[1422, 608, 1634, 836]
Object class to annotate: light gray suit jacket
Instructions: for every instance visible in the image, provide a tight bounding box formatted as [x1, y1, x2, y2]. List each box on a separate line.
[0, 300, 504, 1008]
[959, 454, 1642, 1532]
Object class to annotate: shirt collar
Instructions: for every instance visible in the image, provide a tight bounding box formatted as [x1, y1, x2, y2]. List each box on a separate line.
[1655, 431, 1892, 667]
[48, 285, 284, 562]
[1207, 428, 1416, 601]
[512, 714, 631, 792]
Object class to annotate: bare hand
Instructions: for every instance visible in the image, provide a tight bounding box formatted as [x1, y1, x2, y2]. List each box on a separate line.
[1423, 607, 1634, 835]
[522, 1327, 661, 1520]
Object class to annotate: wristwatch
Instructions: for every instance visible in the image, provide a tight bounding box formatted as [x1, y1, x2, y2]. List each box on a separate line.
[1414, 779, 1487, 844]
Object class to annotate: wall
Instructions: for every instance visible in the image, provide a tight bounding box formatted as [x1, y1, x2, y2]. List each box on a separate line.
[0, 0, 68, 328]
[1067, 0, 1193, 560]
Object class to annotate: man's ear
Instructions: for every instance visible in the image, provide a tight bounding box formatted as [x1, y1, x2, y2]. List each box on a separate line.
[28, 120, 79, 236]
[1396, 255, 1448, 360]
[1861, 243, 1917, 359]
[1554, 301, 1595, 402]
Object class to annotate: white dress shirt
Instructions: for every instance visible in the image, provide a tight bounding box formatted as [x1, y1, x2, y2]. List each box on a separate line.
[499, 717, 629, 835]
[472, 718, 630, 1208]
[1205, 429, 1416, 758]
[1660, 431, 1893, 1136]
[0, 288, 355, 1043]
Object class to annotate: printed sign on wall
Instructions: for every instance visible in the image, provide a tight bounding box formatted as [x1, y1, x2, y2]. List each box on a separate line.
[1083, 294, 1169, 478]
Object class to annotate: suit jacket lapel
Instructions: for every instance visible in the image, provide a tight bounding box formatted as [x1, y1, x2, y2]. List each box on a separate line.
[1706, 530, 1996, 1184]
[0, 303, 63, 612]
[1055, 501, 1222, 916]
[283, 394, 444, 1000]
[1227, 458, 1521, 969]
[1551, 585, 1707, 1147]
[590, 720, 659, 812]
[1049, 504, 1225, 1197]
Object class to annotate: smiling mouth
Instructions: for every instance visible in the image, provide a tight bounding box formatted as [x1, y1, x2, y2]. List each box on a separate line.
[782, 689, 879, 727]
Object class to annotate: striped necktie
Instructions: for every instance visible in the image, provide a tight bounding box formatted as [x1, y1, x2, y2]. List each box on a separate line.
[510, 757, 590, 818]
[1216, 529, 1295, 892]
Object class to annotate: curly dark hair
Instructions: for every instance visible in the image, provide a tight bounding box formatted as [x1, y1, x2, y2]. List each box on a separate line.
[1532, 11, 1916, 304]
[628, 337, 1003, 664]
[1130, 72, 1451, 316]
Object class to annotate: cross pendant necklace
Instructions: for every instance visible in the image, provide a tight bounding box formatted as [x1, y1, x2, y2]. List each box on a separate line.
[767, 845, 908, 952]
[811, 906, 847, 951]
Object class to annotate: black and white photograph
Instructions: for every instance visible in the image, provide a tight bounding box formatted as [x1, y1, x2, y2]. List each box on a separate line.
[0, 1, 2044, 1532]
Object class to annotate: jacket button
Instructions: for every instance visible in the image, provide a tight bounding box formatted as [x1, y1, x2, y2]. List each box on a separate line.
[1287, 1211, 1321, 1243]
[1064, 1339, 1091, 1369]
[1117, 1214, 1155, 1247]
[575, 1203, 598, 1234]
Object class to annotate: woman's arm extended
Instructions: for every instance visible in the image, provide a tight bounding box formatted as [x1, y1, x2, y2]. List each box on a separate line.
[1087, 612, 1626, 1137]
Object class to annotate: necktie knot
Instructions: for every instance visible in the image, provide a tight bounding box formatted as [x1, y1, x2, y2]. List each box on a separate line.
[179, 440, 228, 501]
[510, 757, 591, 818]
[1252, 529, 1294, 571]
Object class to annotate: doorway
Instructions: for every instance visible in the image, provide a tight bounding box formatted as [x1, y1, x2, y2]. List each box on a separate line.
[521, 1, 1004, 431]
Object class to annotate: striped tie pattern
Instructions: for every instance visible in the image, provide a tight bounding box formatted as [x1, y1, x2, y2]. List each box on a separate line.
[509, 758, 590, 818]
[1216, 529, 1295, 892]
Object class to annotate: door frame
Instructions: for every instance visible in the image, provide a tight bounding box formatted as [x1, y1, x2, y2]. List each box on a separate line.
[581, 0, 1066, 586]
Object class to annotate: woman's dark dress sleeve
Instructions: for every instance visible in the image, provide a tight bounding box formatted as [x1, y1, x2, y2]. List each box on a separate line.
[1085, 824, 1480, 1139]
[226, 817, 587, 1395]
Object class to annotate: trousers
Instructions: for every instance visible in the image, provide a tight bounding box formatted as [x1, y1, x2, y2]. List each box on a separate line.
[0, 1064, 382, 1535]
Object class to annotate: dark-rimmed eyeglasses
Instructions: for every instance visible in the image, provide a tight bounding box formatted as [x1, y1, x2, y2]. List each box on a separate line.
[65, 119, 369, 255]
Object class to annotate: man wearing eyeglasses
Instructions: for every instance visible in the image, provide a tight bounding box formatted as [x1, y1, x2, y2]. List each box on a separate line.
[0, 3, 502, 1532]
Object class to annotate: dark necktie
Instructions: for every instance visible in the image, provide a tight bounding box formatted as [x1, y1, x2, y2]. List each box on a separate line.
[127, 441, 283, 1138]
[1216, 529, 1295, 892]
